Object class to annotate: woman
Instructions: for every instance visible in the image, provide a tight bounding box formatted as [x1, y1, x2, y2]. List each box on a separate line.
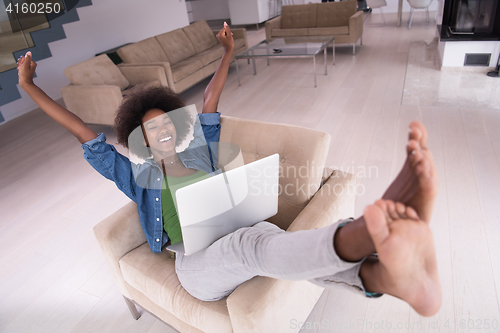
[17, 23, 441, 316]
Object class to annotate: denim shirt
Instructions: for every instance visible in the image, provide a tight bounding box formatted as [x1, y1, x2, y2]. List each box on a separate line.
[82, 112, 221, 253]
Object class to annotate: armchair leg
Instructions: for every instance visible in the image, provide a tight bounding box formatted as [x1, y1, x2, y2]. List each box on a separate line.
[426, 7, 430, 28]
[408, 8, 415, 29]
[123, 296, 141, 320]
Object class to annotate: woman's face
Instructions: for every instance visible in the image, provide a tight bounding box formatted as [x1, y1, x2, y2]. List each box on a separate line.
[141, 108, 177, 156]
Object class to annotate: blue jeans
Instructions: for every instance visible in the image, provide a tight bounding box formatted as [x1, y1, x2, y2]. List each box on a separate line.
[175, 219, 368, 301]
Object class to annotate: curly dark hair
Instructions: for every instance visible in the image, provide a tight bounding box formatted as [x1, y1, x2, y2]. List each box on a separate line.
[115, 86, 193, 159]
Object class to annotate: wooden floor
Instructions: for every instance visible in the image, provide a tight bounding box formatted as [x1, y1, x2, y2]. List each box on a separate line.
[1, 12, 500, 333]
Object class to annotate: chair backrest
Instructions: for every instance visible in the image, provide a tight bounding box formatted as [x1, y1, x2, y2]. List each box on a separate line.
[219, 116, 331, 230]
[63, 54, 129, 90]
[281, 3, 318, 29]
[182, 20, 219, 54]
[155, 28, 197, 66]
[316, 1, 357, 28]
[117, 37, 170, 64]
[407, 0, 432, 9]
[366, 0, 387, 9]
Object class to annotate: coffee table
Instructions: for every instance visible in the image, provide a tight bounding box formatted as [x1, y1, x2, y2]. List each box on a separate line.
[234, 36, 335, 88]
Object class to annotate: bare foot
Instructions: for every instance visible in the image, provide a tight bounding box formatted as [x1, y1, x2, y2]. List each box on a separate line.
[361, 200, 442, 317]
[334, 122, 438, 262]
[383, 121, 438, 223]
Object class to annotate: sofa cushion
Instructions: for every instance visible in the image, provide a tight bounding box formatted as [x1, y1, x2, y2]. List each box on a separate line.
[117, 37, 169, 64]
[308, 26, 349, 36]
[171, 58, 204, 83]
[281, 4, 318, 29]
[234, 37, 246, 51]
[120, 243, 232, 333]
[192, 44, 224, 66]
[183, 20, 219, 53]
[272, 28, 308, 37]
[156, 29, 197, 66]
[316, 1, 357, 28]
[63, 54, 129, 91]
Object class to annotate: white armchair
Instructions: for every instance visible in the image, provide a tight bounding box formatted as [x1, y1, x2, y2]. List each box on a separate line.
[407, 0, 433, 28]
[93, 116, 356, 332]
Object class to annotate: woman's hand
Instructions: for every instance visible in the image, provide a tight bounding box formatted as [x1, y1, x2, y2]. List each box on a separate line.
[216, 22, 234, 53]
[14, 51, 97, 143]
[17, 51, 37, 89]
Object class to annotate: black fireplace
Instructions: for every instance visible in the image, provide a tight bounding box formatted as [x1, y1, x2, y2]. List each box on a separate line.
[440, 0, 500, 40]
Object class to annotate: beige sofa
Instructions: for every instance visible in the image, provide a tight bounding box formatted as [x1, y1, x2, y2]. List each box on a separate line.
[61, 54, 166, 125]
[265, 1, 363, 54]
[93, 116, 356, 333]
[116, 20, 248, 93]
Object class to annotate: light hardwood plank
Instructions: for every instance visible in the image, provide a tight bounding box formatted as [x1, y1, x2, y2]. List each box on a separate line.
[439, 107, 499, 329]
[32, 290, 101, 333]
[299, 289, 330, 333]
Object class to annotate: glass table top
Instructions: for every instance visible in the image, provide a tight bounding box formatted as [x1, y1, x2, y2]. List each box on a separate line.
[235, 36, 335, 58]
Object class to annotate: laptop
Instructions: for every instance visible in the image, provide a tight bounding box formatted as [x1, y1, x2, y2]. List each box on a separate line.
[165, 153, 279, 255]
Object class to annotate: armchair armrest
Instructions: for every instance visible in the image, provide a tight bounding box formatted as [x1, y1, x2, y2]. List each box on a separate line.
[288, 169, 356, 232]
[227, 277, 323, 332]
[231, 28, 247, 46]
[93, 201, 147, 299]
[118, 62, 174, 92]
[265, 16, 281, 42]
[349, 11, 364, 43]
[119, 65, 168, 87]
[60, 84, 123, 125]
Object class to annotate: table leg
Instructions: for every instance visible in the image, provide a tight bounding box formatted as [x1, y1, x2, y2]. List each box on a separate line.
[236, 59, 241, 86]
[313, 55, 317, 88]
[398, 0, 403, 27]
[324, 47, 327, 75]
[251, 50, 257, 75]
[333, 40, 335, 65]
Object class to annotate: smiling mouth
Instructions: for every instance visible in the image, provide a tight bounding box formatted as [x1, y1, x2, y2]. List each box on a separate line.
[158, 135, 172, 143]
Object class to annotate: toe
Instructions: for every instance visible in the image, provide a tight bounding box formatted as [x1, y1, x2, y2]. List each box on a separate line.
[407, 139, 422, 163]
[374, 199, 387, 211]
[395, 202, 407, 218]
[405, 206, 420, 220]
[387, 200, 399, 221]
[409, 146, 425, 168]
[364, 204, 390, 247]
[375, 199, 392, 221]
[409, 121, 428, 149]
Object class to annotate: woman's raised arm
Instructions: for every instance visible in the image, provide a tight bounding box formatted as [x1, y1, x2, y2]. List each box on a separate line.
[202, 22, 234, 114]
[18, 52, 97, 144]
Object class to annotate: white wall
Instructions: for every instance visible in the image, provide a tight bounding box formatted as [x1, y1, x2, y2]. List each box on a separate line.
[299, 0, 439, 14]
[1, 0, 189, 123]
[189, 0, 230, 22]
